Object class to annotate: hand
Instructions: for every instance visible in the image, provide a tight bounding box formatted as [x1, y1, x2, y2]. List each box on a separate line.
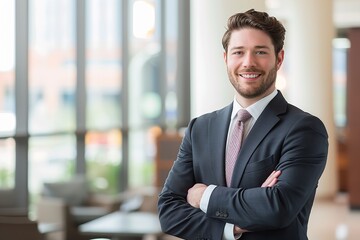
[187, 183, 207, 208]
[233, 170, 281, 236]
[261, 170, 281, 187]
[234, 225, 249, 234]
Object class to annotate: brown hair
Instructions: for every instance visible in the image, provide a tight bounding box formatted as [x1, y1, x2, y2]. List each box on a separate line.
[222, 9, 286, 54]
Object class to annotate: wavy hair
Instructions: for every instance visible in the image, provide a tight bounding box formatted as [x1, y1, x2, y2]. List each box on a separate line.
[222, 9, 286, 55]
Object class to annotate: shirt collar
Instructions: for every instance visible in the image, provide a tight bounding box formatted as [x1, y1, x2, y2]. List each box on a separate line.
[231, 89, 278, 121]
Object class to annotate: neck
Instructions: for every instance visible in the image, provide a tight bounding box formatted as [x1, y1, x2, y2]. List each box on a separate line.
[236, 87, 276, 108]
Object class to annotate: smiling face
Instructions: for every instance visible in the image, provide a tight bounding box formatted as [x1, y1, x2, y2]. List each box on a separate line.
[224, 28, 284, 107]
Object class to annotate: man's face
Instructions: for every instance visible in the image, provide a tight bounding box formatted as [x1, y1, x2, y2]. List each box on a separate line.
[224, 28, 284, 104]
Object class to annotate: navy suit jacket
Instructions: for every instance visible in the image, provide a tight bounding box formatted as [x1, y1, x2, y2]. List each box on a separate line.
[158, 91, 328, 240]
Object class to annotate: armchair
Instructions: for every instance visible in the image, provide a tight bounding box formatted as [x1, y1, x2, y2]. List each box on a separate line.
[36, 176, 123, 240]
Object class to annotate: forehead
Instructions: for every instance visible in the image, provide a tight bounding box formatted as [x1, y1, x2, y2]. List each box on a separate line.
[228, 28, 275, 51]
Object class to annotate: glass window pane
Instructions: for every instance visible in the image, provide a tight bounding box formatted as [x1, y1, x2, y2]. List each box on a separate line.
[129, 127, 161, 187]
[28, 0, 76, 134]
[0, 0, 16, 136]
[164, 0, 179, 129]
[85, 130, 122, 193]
[333, 38, 349, 128]
[0, 138, 15, 189]
[128, 0, 162, 188]
[86, 0, 122, 129]
[129, 0, 162, 127]
[29, 135, 76, 200]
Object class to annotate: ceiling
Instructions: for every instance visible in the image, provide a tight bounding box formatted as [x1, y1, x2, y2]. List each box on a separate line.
[333, 0, 360, 29]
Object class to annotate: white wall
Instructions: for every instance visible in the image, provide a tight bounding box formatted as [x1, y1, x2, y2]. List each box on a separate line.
[190, 0, 266, 117]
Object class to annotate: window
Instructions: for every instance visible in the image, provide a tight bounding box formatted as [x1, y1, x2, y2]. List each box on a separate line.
[128, 0, 161, 187]
[29, 135, 76, 192]
[1, 0, 190, 213]
[0, 139, 15, 189]
[85, 0, 122, 129]
[29, 0, 76, 134]
[86, 130, 122, 193]
[0, 0, 15, 189]
[85, 0, 123, 193]
[333, 38, 349, 128]
[28, 0, 77, 207]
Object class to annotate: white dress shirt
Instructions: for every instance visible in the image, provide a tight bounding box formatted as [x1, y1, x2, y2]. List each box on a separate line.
[199, 89, 278, 239]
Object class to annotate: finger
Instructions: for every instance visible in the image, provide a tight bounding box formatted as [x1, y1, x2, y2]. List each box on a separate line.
[267, 177, 278, 187]
[262, 170, 281, 187]
[266, 170, 281, 187]
[262, 171, 275, 187]
[273, 170, 281, 178]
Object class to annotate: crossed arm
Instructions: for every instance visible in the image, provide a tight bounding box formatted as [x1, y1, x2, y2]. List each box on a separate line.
[186, 170, 282, 236]
[159, 114, 328, 239]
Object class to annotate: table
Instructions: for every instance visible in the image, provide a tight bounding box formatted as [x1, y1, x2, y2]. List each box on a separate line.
[79, 211, 163, 239]
[38, 222, 62, 234]
[0, 208, 28, 216]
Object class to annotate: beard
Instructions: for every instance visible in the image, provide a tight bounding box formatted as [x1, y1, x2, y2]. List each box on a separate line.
[228, 66, 277, 99]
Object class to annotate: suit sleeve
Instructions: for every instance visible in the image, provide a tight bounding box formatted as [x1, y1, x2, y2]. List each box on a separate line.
[206, 115, 328, 231]
[157, 118, 226, 239]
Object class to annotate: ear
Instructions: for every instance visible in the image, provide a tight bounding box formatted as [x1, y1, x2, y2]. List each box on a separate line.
[276, 49, 284, 70]
[223, 51, 227, 63]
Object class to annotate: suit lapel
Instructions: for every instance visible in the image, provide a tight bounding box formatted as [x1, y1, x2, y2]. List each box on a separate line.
[209, 104, 232, 186]
[230, 92, 288, 187]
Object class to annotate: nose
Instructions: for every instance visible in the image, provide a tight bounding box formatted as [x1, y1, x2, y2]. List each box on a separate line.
[242, 52, 256, 68]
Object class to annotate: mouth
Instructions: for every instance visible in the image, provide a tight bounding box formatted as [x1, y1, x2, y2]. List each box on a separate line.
[239, 72, 261, 80]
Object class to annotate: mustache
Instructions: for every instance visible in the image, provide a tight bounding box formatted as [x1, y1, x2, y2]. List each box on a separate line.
[239, 67, 263, 73]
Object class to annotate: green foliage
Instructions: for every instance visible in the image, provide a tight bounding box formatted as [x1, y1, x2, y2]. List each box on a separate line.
[0, 168, 14, 188]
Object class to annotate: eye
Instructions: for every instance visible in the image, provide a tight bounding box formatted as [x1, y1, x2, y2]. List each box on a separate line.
[232, 51, 243, 55]
[256, 51, 268, 55]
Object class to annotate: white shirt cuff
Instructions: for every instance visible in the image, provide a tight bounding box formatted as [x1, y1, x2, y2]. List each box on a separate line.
[224, 223, 236, 239]
[199, 185, 242, 240]
[199, 184, 216, 213]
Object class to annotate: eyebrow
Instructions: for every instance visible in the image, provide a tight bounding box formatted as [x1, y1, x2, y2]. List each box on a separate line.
[229, 45, 271, 51]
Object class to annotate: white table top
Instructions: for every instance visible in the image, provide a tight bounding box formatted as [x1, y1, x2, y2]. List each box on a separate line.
[38, 222, 62, 234]
[79, 211, 162, 237]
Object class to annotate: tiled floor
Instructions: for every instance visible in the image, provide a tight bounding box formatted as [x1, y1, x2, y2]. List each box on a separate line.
[308, 193, 360, 240]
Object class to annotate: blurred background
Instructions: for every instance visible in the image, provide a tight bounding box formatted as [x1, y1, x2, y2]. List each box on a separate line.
[0, 0, 360, 239]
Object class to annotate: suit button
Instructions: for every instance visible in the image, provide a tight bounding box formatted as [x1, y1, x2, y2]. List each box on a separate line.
[215, 210, 228, 218]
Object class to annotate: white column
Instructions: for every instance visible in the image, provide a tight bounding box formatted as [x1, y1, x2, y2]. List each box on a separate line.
[190, 0, 266, 117]
[285, 0, 338, 198]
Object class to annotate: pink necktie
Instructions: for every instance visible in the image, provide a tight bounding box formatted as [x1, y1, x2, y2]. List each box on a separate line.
[225, 109, 252, 186]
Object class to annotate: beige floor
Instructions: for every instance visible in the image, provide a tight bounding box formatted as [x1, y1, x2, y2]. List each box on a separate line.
[160, 193, 360, 240]
[308, 193, 360, 240]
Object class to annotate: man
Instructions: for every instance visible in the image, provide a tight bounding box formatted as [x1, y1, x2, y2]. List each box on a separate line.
[158, 9, 328, 240]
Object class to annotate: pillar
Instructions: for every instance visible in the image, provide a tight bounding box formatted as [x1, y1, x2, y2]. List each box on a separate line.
[285, 0, 338, 198]
[347, 28, 360, 208]
[190, 0, 266, 117]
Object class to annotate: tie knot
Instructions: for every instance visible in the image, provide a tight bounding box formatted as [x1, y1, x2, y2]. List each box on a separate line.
[236, 109, 252, 123]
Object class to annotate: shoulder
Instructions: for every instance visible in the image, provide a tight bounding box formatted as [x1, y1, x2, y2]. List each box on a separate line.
[270, 92, 327, 135]
[285, 104, 328, 137]
[189, 104, 231, 127]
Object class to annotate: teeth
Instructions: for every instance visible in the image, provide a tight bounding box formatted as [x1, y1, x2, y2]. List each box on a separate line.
[241, 74, 259, 78]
